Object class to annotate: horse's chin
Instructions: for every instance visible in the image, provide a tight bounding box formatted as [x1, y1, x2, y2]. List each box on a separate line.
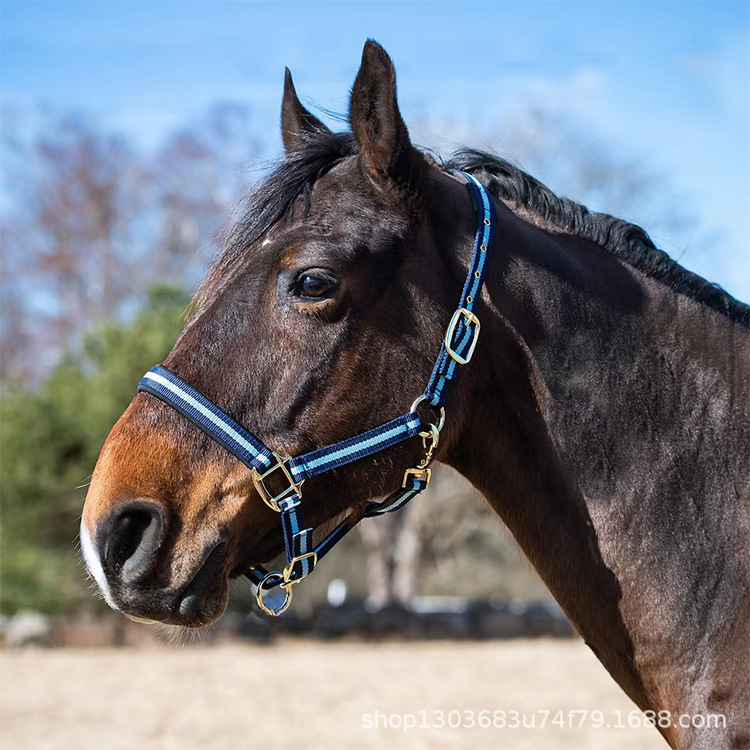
[152, 618, 220, 644]
[123, 583, 229, 630]
[170, 589, 229, 629]
[104, 547, 232, 630]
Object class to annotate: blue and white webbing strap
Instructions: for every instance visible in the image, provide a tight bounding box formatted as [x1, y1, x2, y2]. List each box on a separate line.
[277, 495, 315, 580]
[423, 173, 496, 407]
[138, 367, 423, 486]
[287, 412, 421, 483]
[138, 366, 274, 471]
[136, 367, 427, 601]
[364, 477, 428, 516]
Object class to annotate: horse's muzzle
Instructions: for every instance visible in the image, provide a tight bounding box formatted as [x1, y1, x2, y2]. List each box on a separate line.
[80, 501, 230, 627]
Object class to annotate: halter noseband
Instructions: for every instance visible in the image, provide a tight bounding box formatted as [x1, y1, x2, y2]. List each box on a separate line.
[136, 171, 495, 616]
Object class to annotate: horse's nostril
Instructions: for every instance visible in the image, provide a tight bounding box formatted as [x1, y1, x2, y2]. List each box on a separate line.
[101, 501, 167, 584]
[111, 511, 150, 567]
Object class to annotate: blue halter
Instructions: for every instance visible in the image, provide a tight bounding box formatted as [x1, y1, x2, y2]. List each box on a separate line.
[137, 171, 496, 615]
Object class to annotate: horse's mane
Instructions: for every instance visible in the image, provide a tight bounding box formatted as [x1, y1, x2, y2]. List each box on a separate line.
[202, 133, 749, 327]
[446, 148, 749, 327]
[198, 132, 357, 305]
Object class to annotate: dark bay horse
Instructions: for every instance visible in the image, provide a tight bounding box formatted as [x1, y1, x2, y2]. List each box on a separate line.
[81, 41, 749, 748]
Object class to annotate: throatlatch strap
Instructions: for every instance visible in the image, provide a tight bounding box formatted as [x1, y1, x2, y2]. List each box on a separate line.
[365, 477, 428, 516]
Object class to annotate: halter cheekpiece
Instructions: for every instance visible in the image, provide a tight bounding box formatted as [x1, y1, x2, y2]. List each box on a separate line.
[137, 171, 496, 615]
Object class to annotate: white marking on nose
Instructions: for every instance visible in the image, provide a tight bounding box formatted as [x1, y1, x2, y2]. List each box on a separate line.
[79, 519, 119, 611]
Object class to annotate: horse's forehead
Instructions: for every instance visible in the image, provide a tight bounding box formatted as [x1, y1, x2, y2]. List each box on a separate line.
[305, 164, 410, 238]
[253, 160, 411, 267]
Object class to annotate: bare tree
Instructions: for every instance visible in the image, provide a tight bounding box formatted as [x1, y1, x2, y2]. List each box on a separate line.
[152, 103, 261, 286]
[359, 465, 518, 609]
[501, 107, 695, 247]
[0, 104, 261, 383]
[2, 113, 149, 379]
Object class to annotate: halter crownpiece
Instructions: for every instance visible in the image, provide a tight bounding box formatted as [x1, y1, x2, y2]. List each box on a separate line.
[136, 170, 495, 616]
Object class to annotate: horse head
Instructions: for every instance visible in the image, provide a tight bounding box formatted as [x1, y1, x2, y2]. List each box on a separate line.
[80, 41, 480, 626]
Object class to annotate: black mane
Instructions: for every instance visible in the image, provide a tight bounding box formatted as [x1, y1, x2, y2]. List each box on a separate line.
[446, 148, 749, 327]
[200, 132, 357, 302]
[205, 134, 749, 327]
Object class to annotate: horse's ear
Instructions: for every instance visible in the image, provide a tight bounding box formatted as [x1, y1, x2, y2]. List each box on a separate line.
[349, 40, 421, 187]
[281, 68, 330, 153]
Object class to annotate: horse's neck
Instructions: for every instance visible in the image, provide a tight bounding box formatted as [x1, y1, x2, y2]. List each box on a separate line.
[444, 197, 750, 723]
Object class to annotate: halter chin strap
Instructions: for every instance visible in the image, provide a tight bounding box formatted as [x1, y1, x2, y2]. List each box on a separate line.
[136, 170, 495, 616]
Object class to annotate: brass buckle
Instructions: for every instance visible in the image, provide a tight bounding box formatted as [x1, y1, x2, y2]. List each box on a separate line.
[444, 307, 481, 365]
[251, 453, 304, 512]
[402, 467, 432, 488]
[401, 422, 439, 489]
[282, 551, 318, 586]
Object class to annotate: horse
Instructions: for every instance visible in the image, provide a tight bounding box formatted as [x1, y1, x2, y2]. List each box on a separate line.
[80, 40, 749, 748]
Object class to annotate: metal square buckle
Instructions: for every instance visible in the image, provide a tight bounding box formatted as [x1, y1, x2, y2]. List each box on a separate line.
[282, 551, 318, 587]
[402, 467, 432, 489]
[252, 453, 304, 512]
[444, 307, 481, 365]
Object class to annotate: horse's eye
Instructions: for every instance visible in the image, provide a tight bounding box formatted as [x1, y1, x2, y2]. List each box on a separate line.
[294, 273, 336, 300]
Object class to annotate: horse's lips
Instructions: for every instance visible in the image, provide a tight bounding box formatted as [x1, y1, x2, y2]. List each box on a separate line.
[123, 613, 157, 625]
[175, 539, 229, 621]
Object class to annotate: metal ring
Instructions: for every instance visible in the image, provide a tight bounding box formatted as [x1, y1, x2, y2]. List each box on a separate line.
[410, 395, 446, 432]
[255, 571, 292, 616]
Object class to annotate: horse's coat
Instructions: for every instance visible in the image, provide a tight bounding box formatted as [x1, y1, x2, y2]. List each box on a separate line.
[81, 41, 749, 749]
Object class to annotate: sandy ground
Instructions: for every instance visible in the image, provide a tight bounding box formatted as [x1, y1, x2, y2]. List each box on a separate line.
[0, 639, 666, 750]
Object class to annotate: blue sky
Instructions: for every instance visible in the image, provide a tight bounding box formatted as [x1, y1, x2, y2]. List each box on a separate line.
[2, 1, 748, 299]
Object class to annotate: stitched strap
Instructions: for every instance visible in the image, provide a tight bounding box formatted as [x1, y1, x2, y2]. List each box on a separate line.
[288, 412, 422, 483]
[137, 368, 424, 595]
[278, 494, 316, 580]
[365, 477, 429, 516]
[137, 367, 423, 485]
[138, 366, 274, 471]
[424, 173, 496, 406]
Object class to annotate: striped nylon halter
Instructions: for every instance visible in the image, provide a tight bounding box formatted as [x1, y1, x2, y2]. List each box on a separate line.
[137, 171, 495, 615]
